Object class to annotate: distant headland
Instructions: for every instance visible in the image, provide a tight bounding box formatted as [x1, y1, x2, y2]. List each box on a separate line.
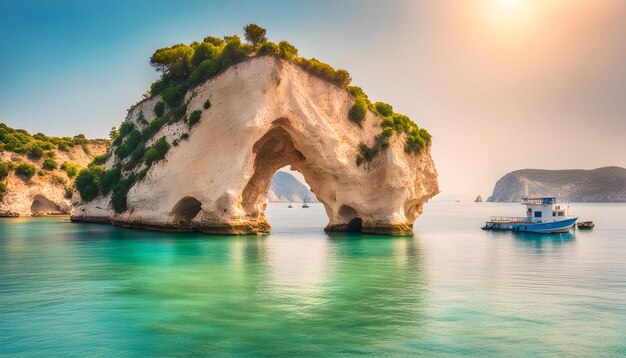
[487, 167, 626, 202]
[0, 123, 108, 216]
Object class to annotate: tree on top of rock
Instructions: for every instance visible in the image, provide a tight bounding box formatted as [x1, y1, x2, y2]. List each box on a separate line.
[244, 24, 267, 46]
[149, 44, 194, 81]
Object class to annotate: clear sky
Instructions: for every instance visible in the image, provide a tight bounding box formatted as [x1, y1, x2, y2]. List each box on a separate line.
[1, 0, 625, 199]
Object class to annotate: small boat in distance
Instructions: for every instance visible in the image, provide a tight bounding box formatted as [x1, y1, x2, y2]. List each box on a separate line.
[288, 202, 293, 208]
[482, 197, 577, 234]
[576, 221, 595, 229]
[302, 198, 310, 208]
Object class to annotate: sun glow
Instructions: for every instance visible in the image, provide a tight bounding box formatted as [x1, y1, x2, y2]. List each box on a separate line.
[482, 0, 536, 38]
[499, 0, 522, 10]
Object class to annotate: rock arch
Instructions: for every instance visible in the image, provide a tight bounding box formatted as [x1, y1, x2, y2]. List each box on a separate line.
[31, 194, 62, 215]
[72, 56, 438, 235]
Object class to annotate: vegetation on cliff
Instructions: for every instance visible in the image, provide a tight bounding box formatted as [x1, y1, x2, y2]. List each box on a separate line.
[146, 24, 431, 165]
[76, 120, 173, 212]
[73, 24, 432, 210]
[0, 123, 109, 204]
[0, 123, 107, 156]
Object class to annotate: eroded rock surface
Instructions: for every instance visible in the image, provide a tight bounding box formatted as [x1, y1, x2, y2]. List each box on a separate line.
[72, 56, 439, 234]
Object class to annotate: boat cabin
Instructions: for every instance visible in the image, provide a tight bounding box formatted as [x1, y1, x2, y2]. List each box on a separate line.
[522, 197, 569, 224]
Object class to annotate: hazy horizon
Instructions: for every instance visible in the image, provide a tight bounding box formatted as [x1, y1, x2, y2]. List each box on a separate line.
[2, 0, 625, 199]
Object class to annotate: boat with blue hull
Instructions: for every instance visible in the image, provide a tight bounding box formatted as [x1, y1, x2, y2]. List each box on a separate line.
[483, 197, 577, 234]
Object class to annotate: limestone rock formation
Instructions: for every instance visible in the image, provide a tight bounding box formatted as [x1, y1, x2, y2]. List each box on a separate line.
[475, 195, 483, 202]
[487, 167, 626, 202]
[72, 56, 439, 234]
[0, 143, 108, 216]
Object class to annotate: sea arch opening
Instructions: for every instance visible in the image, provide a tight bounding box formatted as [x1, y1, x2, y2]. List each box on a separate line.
[241, 119, 358, 233]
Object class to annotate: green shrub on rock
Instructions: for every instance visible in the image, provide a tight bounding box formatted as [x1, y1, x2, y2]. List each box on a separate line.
[149, 75, 171, 95]
[348, 98, 367, 125]
[89, 154, 107, 167]
[15, 162, 36, 179]
[144, 137, 170, 166]
[136, 111, 148, 125]
[356, 155, 364, 166]
[172, 104, 188, 120]
[382, 127, 394, 138]
[203, 36, 224, 47]
[27, 143, 43, 159]
[258, 42, 280, 56]
[191, 42, 220, 67]
[154, 102, 165, 117]
[42, 158, 57, 170]
[141, 118, 165, 140]
[278, 41, 298, 59]
[162, 83, 188, 107]
[0, 182, 6, 202]
[64, 186, 73, 199]
[188, 59, 222, 87]
[0, 161, 14, 180]
[124, 142, 146, 171]
[75, 166, 104, 201]
[187, 110, 202, 127]
[220, 37, 249, 68]
[111, 174, 137, 213]
[374, 102, 394, 117]
[99, 167, 122, 196]
[203, 99, 211, 109]
[61, 162, 79, 178]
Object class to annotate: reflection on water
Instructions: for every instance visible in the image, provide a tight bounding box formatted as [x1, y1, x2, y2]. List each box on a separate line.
[512, 231, 576, 247]
[1, 202, 625, 356]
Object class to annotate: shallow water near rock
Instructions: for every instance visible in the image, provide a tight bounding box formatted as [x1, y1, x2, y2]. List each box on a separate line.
[1, 202, 625, 356]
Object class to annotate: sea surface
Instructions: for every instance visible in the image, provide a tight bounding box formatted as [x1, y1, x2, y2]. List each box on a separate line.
[1, 202, 625, 357]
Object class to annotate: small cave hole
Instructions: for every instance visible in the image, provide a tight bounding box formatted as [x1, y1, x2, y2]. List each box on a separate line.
[171, 197, 202, 223]
[346, 218, 363, 232]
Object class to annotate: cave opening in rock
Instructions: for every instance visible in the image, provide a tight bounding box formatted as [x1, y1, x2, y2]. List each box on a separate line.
[31, 194, 62, 214]
[170, 196, 202, 223]
[346, 218, 363, 232]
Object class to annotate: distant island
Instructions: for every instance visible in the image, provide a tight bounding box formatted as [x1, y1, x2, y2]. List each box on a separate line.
[268, 171, 318, 203]
[487, 167, 626, 202]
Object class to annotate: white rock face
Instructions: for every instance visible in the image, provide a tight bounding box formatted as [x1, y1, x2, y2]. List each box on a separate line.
[72, 56, 439, 234]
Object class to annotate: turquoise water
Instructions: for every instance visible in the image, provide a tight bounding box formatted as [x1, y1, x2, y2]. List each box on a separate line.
[1, 202, 625, 357]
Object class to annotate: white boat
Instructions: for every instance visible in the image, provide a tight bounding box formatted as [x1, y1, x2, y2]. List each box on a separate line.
[482, 197, 577, 234]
